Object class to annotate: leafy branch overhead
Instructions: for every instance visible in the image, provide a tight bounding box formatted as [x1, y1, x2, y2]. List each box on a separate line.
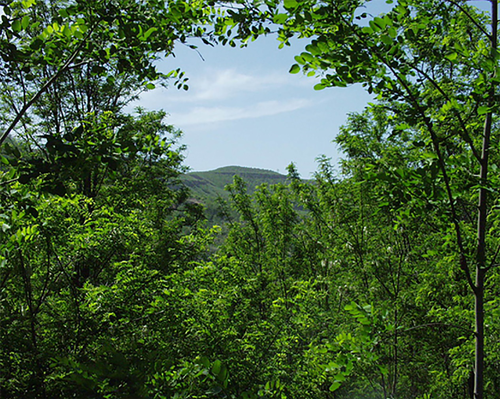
[0, 0, 221, 146]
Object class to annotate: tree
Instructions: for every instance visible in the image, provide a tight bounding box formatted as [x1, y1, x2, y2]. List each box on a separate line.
[333, 105, 498, 397]
[223, 0, 499, 397]
[0, 104, 215, 397]
[0, 0, 215, 148]
[0, 0, 225, 393]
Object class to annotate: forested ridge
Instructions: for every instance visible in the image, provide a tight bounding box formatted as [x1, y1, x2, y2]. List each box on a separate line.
[182, 167, 291, 225]
[0, 0, 499, 398]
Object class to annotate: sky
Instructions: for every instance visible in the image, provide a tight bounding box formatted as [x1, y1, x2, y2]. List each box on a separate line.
[134, 0, 489, 178]
[134, 33, 374, 178]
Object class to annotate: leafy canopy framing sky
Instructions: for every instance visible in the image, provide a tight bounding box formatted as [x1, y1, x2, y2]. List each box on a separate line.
[136, 0, 487, 177]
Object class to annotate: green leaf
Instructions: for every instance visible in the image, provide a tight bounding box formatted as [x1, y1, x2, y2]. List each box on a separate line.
[325, 362, 339, 371]
[289, 64, 300, 74]
[12, 19, 21, 32]
[273, 13, 288, 24]
[369, 20, 379, 32]
[211, 360, 222, 375]
[301, 52, 314, 63]
[305, 43, 321, 55]
[294, 55, 305, 65]
[329, 381, 341, 391]
[143, 27, 157, 40]
[380, 35, 393, 46]
[478, 106, 491, 115]
[199, 357, 210, 368]
[314, 83, 326, 90]
[373, 17, 387, 30]
[284, 0, 298, 9]
[146, 83, 155, 90]
[21, 15, 30, 30]
[22, 0, 35, 8]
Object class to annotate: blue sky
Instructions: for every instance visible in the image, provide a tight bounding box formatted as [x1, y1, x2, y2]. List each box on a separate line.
[135, 0, 489, 178]
[131, 31, 370, 177]
[135, 34, 373, 178]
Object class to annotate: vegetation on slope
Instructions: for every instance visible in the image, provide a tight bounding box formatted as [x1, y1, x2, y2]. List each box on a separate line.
[183, 166, 290, 224]
[183, 166, 288, 197]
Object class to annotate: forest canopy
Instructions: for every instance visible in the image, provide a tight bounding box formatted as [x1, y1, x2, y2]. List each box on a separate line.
[0, 0, 499, 398]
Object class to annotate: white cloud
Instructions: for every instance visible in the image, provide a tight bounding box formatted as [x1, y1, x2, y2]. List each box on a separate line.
[135, 68, 309, 109]
[193, 69, 295, 101]
[170, 98, 312, 126]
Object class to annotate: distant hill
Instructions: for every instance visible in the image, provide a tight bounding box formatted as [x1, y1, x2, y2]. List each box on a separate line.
[183, 166, 289, 198]
[182, 166, 290, 224]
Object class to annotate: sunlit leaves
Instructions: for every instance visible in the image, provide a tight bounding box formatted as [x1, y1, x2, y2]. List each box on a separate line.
[289, 64, 300, 74]
[478, 105, 491, 115]
[313, 82, 326, 90]
[283, 0, 298, 10]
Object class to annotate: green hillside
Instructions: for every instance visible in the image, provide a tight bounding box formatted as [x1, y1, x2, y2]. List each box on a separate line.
[182, 166, 289, 224]
[183, 166, 289, 199]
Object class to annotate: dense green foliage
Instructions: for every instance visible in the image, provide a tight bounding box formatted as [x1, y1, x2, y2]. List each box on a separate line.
[217, 0, 500, 397]
[183, 166, 289, 225]
[0, 0, 499, 398]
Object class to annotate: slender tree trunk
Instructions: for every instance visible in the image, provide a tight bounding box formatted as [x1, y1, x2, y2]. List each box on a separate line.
[474, 269, 485, 399]
[393, 306, 398, 398]
[18, 247, 47, 398]
[474, 3, 497, 398]
[475, 102, 489, 399]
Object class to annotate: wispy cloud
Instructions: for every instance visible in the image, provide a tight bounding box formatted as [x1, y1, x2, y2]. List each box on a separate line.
[136, 68, 309, 107]
[131, 68, 319, 127]
[170, 98, 312, 126]
[192, 69, 296, 101]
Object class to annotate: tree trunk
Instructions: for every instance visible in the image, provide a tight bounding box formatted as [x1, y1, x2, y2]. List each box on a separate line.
[474, 3, 497, 397]
[474, 269, 485, 399]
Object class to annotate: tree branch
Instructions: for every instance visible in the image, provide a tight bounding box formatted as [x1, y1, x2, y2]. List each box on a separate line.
[444, 0, 491, 39]
[0, 21, 99, 148]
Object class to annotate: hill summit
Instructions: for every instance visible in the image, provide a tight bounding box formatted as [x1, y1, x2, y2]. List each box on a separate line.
[182, 166, 288, 198]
